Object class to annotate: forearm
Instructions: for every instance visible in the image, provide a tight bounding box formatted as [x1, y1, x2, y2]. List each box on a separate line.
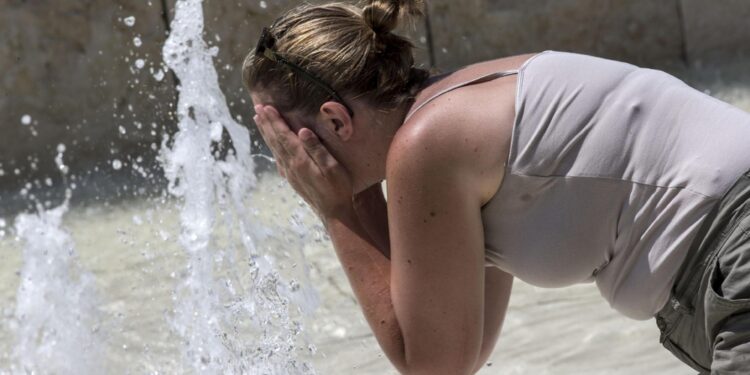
[471, 268, 513, 374]
[324, 206, 507, 375]
[323, 206, 409, 373]
[470, 344, 495, 374]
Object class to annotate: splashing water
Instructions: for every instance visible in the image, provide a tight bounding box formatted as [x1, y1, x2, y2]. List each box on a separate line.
[10, 206, 102, 374]
[9, 148, 103, 374]
[3, 1, 318, 373]
[161, 0, 316, 372]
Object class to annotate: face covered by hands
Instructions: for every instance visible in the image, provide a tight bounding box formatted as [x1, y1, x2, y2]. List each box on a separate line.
[253, 105, 355, 220]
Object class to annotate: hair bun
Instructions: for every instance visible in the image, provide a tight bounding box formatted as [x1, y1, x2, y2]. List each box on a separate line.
[362, 0, 424, 35]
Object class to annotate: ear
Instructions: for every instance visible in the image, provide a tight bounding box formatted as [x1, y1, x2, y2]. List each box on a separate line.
[319, 101, 354, 141]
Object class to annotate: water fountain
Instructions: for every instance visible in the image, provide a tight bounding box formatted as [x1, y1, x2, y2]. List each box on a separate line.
[6, 1, 747, 374]
[3, 0, 318, 373]
[161, 0, 315, 372]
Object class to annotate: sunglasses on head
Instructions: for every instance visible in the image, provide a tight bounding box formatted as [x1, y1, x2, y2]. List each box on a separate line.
[255, 27, 355, 117]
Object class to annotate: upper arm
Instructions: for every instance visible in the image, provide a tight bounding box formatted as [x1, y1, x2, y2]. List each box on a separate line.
[385, 123, 502, 374]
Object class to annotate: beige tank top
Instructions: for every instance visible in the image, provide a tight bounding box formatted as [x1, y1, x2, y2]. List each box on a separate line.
[408, 50, 750, 320]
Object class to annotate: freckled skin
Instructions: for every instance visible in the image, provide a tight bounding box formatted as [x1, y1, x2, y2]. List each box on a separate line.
[251, 52, 537, 374]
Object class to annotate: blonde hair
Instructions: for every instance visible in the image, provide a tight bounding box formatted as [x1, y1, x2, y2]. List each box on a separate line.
[242, 0, 429, 115]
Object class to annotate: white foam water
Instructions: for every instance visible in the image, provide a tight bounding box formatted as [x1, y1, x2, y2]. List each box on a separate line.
[161, 0, 316, 372]
[5, 143, 103, 374]
[3, 0, 318, 373]
[9, 202, 103, 374]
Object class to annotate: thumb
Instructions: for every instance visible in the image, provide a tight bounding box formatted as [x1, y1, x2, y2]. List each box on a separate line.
[299, 128, 335, 169]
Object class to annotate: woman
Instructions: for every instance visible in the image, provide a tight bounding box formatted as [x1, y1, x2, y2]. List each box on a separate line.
[243, 1, 750, 373]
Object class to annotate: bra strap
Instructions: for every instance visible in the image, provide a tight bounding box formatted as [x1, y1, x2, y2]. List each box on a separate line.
[404, 69, 519, 123]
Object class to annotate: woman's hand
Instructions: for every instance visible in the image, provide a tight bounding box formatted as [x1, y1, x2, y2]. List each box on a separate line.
[254, 105, 354, 220]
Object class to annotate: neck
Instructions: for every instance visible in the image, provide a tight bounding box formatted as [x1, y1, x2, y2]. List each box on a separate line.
[350, 101, 413, 191]
[371, 101, 412, 158]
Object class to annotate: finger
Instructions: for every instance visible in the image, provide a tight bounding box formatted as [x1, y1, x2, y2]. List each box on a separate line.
[259, 107, 318, 178]
[299, 128, 337, 171]
[263, 106, 306, 158]
[253, 114, 270, 142]
[253, 112, 276, 149]
[276, 160, 286, 178]
[253, 105, 270, 136]
[254, 107, 296, 175]
[253, 114, 277, 156]
[263, 106, 294, 136]
[257, 109, 293, 161]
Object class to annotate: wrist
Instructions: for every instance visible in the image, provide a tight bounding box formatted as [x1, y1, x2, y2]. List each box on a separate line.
[321, 203, 359, 228]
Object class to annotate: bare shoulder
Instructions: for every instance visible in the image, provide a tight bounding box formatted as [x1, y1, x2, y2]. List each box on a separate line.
[386, 53, 540, 203]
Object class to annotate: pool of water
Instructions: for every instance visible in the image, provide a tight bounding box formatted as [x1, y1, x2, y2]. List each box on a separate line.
[0, 172, 692, 374]
[5, 85, 750, 373]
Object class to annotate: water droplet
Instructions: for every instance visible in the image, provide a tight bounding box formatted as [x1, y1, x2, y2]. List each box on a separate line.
[259, 1, 267, 8]
[56, 143, 66, 153]
[135, 59, 145, 69]
[289, 280, 300, 292]
[210, 121, 223, 142]
[332, 327, 346, 338]
[119, 126, 127, 135]
[153, 69, 165, 81]
[45, 178, 53, 186]
[112, 159, 122, 170]
[133, 36, 142, 47]
[0, 218, 6, 228]
[123, 16, 136, 27]
[21, 115, 32, 125]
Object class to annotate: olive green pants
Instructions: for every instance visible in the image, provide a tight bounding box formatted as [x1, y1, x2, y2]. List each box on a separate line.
[656, 168, 750, 374]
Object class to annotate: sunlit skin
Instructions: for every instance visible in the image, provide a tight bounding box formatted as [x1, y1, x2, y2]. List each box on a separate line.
[251, 53, 535, 375]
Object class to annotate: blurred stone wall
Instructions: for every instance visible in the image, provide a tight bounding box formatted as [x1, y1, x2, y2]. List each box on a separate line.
[0, 0, 176, 197]
[1, 0, 749, 195]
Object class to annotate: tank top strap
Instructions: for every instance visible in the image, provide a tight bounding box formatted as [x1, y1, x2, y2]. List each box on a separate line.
[404, 69, 519, 123]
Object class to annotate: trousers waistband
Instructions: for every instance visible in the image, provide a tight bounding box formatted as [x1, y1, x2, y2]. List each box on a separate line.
[669, 168, 750, 312]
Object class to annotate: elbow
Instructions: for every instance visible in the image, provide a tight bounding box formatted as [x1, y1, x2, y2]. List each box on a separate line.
[386, 326, 484, 375]
[396, 354, 480, 375]
[399, 364, 478, 375]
